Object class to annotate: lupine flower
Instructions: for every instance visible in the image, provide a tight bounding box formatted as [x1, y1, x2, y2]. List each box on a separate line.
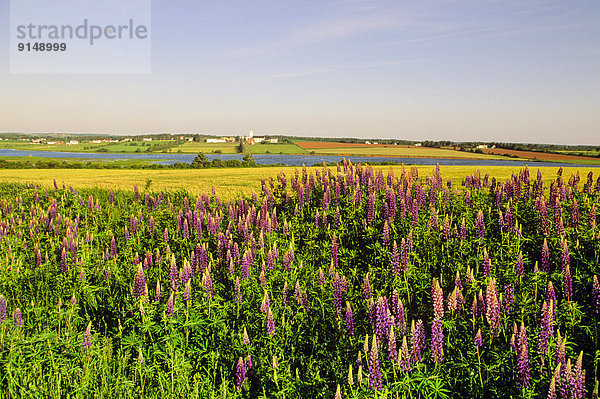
[574, 351, 585, 399]
[363, 274, 372, 300]
[516, 322, 530, 389]
[538, 300, 554, 362]
[154, 280, 161, 302]
[368, 335, 382, 391]
[242, 327, 250, 346]
[82, 321, 92, 349]
[431, 317, 444, 363]
[70, 295, 77, 306]
[411, 319, 426, 363]
[345, 301, 354, 336]
[432, 279, 444, 319]
[564, 264, 572, 301]
[391, 240, 400, 276]
[388, 325, 398, 362]
[482, 249, 491, 278]
[234, 277, 242, 304]
[589, 203, 596, 229]
[183, 280, 191, 302]
[166, 292, 174, 318]
[541, 238, 550, 273]
[561, 239, 570, 272]
[515, 251, 524, 277]
[14, 308, 22, 329]
[266, 307, 276, 336]
[331, 232, 339, 268]
[485, 278, 501, 337]
[235, 357, 246, 390]
[334, 384, 341, 399]
[401, 238, 409, 272]
[382, 220, 390, 246]
[503, 284, 513, 315]
[399, 335, 411, 372]
[133, 264, 146, 299]
[476, 210, 485, 240]
[548, 376, 556, 399]
[474, 328, 482, 348]
[0, 295, 6, 324]
[592, 275, 600, 315]
[367, 192, 375, 225]
[460, 218, 467, 241]
[348, 363, 354, 387]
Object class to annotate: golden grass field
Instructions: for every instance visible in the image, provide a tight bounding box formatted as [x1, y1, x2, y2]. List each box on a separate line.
[305, 146, 508, 159]
[0, 165, 596, 199]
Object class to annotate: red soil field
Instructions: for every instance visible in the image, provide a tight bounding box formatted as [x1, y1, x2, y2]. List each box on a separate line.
[295, 141, 410, 149]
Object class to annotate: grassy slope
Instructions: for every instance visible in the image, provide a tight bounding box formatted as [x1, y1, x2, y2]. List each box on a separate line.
[306, 145, 510, 159]
[168, 142, 308, 154]
[0, 165, 596, 199]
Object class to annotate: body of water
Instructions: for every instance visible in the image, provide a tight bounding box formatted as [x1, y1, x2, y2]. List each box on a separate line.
[0, 148, 597, 168]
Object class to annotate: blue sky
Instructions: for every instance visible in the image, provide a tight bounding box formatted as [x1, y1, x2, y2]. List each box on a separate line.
[1, 0, 599, 144]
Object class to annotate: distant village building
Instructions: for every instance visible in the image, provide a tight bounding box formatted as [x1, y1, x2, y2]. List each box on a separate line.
[268, 138, 278, 144]
[90, 140, 102, 144]
[30, 138, 44, 144]
[66, 140, 79, 145]
[221, 137, 235, 142]
[414, 143, 422, 147]
[254, 137, 265, 144]
[476, 144, 488, 149]
[206, 138, 226, 143]
[142, 138, 153, 142]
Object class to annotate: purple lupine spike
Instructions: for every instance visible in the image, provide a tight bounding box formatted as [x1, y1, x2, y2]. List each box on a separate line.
[399, 334, 411, 372]
[375, 297, 391, 343]
[482, 249, 491, 278]
[82, 322, 92, 349]
[561, 240, 570, 272]
[0, 295, 6, 324]
[592, 275, 600, 315]
[14, 307, 22, 329]
[460, 218, 467, 241]
[485, 278, 501, 337]
[170, 254, 179, 291]
[333, 272, 343, 315]
[563, 263, 572, 301]
[235, 357, 246, 390]
[234, 277, 242, 304]
[363, 274, 372, 300]
[183, 280, 191, 302]
[410, 319, 425, 363]
[382, 220, 390, 246]
[132, 264, 146, 299]
[571, 198, 580, 228]
[431, 317, 444, 363]
[574, 351, 585, 399]
[548, 376, 557, 399]
[166, 291, 174, 318]
[345, 301, 354, 336]
[369, 335, 383, 391]
[503, 284, 513, 315]
[203, 269, 213, 300]
[516, 251, 524, 277]
[154, 280, 161, 302]
[401, 237, 409, 272]
[266, 307, 276, 336]
[432, 279, 444, 320]
[242, 327, 250, 346]
[538, 300, 554, 363]
[367, 192, 375, 225]
[331, 232, 339, 269]
[476, 209, 485, 240]
[516, 323, 530, 389]
[391, 240, 400, 277]
[589, 203, 596, 229]
[388, 325, 398, 363]
[474, 328, 482, 348]
[163, 227, 169, 243]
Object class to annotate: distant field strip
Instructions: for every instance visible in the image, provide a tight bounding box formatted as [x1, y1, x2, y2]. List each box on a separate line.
[482, 148, 600, 163]
[295, 142, 507, 159]
[1, 165, 597, 199]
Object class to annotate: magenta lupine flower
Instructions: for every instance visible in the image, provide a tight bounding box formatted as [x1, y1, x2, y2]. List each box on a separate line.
[561, 240, 570, 272]
[485, 278, 501, 337]
[476, 210, 485, 240]
[333, 272, 344, 315]
[235, 357, 246, 390]
[282, 281, 288, 306]
[13, 307, 22, 329]
[242, 327, 250, 346]
[516, 251, 524, 277]
[571, 198, 580, 227]
[363, 274, 372, 300]
[474, 328, 482, 348]
[345, 301, 354, 336]
[391, 240, 400, 276]
[163, 227, 169, 243]
[431, 317, 444, 363]
[183, 280, 191, 302]
[563, 264, 572, 301]
[382, 220, 390, 246]
[166, 292, 174, 318]
[388, 325, 398, 362]
[318, 268, 325, 285]
[369, 335, 383, 391]
[471, 296, 479, 317]
[538, 300, 554, 362]
[203, 269, 213, 300]
[61, 247, 68, 273]
[170, 254, 179, 292]
[460, 218, 467, 241]
[375, 297, 391, 343]
[0, 295, 6, 324]
[432, 279, 444, 320]
[70, 295, 77, 306]
[234, 277, 242, 304]
[574, 351, 585, 399]
[367, 192, 375, 225]
[399, 335, 411, 372]
[266, 307, 276, 336]
[133, 264, 146, 299]
[589, 203, 596, 229]
[482, 249, 491, 278]
[503, 284, 513, 315]
[154, 280, 161, 302]
[331, 232, 339, 269]
[261, 290, 271, 313]
[516, 323, 530, 389]
[124, 226, 130, 241]
[82, 322, 92, 349]
[593, 275, 600, 315]
[548, 376, 557, 399]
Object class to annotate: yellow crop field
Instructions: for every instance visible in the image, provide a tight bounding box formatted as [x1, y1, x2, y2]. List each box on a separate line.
[309, 146, 510, 159]
[0, 164, 595, 199]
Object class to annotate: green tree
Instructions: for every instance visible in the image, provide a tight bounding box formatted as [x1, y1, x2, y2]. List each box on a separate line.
[191, 152, 209, 168]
